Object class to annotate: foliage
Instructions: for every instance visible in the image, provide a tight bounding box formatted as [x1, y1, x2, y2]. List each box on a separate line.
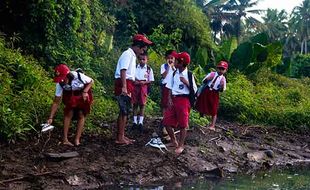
[220, 70, 310, 128]
[289, 54, 310, 78]
[0, 38, 54, 141]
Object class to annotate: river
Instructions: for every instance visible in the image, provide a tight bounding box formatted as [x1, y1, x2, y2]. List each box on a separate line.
[124, 166, 310, 190]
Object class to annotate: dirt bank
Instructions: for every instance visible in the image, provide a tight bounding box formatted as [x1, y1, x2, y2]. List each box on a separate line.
[0, 118, 310, 189]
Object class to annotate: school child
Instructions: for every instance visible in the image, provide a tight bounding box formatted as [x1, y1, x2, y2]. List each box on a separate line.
[195, 60, 228, 131]
[132, 52, 154, 132]
[162, 52, 197, 154]
[46, 64, 94, 146]
[159, 50, 178, 138]
[114, 34, 153, 145]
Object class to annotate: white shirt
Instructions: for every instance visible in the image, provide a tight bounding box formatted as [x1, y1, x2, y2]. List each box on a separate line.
[166, 68, 197, 95]
[114, 48, 136, 81]
[202, 71, 227, 91]
[55, 71, 93, 97]
[135, 64, 154, 81]
[160, 63, 175, 85]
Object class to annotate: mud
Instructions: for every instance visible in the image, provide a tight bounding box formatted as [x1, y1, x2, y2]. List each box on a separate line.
[0, 118, 310, 189]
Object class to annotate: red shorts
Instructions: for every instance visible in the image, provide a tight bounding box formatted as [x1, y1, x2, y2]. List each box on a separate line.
[62, 90, 93, 116]
[114, 78, 134, 97]
[162, 96, 190, 129]
[132, 84, 148, 106]
[160, 86, 170, 108]
[195, 88, 219, 116]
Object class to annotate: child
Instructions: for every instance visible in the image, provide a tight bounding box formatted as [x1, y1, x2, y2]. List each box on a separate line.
[132, 52, 154, 132]
[46, 64, 94, 146]
[114, 34, 153, 145]
[195, 60, 228, 131]
[162, 52, 197, 154]
[159, 50, 178, 138]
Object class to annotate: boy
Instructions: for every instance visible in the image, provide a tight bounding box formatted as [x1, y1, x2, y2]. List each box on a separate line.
[114, 34, 153, 145]
[195, 61, 228, 131]
[162, 52, 197, 154]
[132, 53, 154, 132]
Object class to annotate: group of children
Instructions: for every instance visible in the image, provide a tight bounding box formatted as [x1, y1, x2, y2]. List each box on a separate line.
[46, 34, 228, 154]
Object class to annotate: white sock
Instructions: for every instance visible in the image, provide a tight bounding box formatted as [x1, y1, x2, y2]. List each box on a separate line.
[133, 116, 138, 124]
[139, 116, 144, 124]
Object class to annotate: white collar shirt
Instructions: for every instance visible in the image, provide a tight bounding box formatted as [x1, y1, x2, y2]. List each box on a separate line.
[202, 71, 227, 91]
[166, 68, 197, 95]
[55, 71, 93, 97]
[114, 48, 136, 81]
[160, 63, 176, 84]
[135, 64, 154, 81]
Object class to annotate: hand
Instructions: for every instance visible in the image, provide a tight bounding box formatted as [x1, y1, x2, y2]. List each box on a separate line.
[82, 92, 89, 102]
[180, 76, 189, 86]
[47, 118, 53, 125]
[121, 86, 128, 95]
[167, 98, 173, 108]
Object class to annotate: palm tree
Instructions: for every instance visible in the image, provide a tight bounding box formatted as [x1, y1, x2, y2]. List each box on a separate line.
[291, 0, 310, 54]
[261, 9, 288, 41]
[222, 0, 262, 42]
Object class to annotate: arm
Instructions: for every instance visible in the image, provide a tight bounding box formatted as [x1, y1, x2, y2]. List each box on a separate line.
[47, 96, 62, 124]
[82, 79, 94, 101]
[120, 69, 127, 95]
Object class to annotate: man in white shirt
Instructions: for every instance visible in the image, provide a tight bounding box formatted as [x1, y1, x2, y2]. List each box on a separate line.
[162, 52, 197, 154]
[114, 34, 153, 145]
[132, 53, 154, 132]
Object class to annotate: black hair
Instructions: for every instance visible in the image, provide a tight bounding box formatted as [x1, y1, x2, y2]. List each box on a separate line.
[132, 40, 148, 48]
[165, 49, 175, 57]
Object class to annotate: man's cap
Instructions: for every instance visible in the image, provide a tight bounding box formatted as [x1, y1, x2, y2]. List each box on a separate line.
[54, 64, 70, 83]
[132, 34, 154, 46]
[217, 61, 229, 69]
[177, 52, 191, 65]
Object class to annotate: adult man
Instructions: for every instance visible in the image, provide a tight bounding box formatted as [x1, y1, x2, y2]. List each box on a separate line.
[114, 34, 153, 145]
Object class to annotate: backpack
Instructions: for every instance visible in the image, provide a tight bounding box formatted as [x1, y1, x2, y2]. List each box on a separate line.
[173, 70, 196, 108]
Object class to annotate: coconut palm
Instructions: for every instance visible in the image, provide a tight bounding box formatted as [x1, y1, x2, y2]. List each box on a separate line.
[261, 9, 288, 41]
[291, 0, 310, 54]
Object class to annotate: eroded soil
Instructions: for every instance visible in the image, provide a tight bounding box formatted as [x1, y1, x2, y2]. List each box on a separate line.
[0, 118, 310, 189]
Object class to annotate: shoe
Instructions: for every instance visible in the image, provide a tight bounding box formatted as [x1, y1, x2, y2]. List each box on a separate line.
[138, 123, 144, 133]
[145, 136, 167, 153]
[41, 123, 54, 133]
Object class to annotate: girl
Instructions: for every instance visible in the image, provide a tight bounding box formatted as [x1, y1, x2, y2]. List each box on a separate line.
[195, 61, 228, 131]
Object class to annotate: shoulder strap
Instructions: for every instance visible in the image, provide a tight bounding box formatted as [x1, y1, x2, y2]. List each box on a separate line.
[147, 65, 150, 73]
[188, 71, 193, 89]
[173, 70, 177, 77]
[77, 71, 85, 84]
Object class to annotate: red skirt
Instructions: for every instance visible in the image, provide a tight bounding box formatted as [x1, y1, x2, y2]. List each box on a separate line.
[195, 88, 219, 116]
[114, 78, 134, 97]
[62, 90, 93, 116]
[132, 84, 148, 106]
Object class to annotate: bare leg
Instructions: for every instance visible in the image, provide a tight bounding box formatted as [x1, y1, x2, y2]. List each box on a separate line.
[165, 126, 178, 147]
[75, 111, 85, 146]
[209, 115, 217, 130]
[63, 110, 74, 146]
[116, 114, 135, 144]
[175, 128, 187, 154]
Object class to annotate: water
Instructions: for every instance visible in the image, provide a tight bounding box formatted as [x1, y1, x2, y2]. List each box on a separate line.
[124, 167, 310, 190]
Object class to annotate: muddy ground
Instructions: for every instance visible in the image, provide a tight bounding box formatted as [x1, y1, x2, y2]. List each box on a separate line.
[0, 117, 310, 189]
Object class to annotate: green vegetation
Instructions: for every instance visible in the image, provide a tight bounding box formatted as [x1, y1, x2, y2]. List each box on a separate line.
[0, 0, 309, 141]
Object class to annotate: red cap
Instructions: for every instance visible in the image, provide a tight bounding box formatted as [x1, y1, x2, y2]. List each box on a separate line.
[217, 61, 229, 69]
[54, 64, 70, 83]
[132, 34, 154, 46]
[177, 52, 191, 65]
[169, 50, 178, 58]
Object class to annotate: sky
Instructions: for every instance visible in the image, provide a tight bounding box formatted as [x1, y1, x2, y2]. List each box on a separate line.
[254, 0, 303, 14]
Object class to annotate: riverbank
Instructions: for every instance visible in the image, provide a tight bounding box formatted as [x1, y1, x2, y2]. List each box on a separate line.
[0, 117, 310, 189]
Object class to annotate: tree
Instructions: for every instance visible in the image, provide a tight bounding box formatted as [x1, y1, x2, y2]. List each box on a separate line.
[291, 0, 310, 54]
[261, 9, 288, 41]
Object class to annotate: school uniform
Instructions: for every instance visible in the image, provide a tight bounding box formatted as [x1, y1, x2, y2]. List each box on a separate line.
[132, 64, 154, 106]
[55, 71, 93, 115]
[162, 68, 197, 129]
[160, 63, 176, 108]
[195, 71, 227, 116]
[114, 48, 136, 96]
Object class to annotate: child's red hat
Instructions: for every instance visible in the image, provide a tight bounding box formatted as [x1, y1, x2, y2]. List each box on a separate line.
[177, 52, 191, 65]
[217, 61, 229, 69]
[132, 34, 154, 46]
[54, 64, 70, 83]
